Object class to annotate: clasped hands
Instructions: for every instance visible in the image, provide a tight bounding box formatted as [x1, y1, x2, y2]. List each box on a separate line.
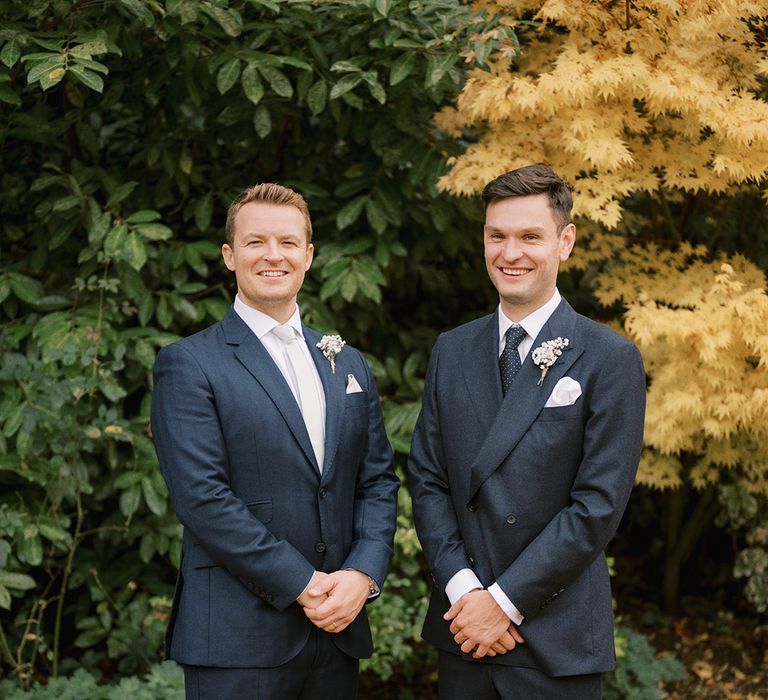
[297, 569, 370, 634]
[444, 589, 524, 659]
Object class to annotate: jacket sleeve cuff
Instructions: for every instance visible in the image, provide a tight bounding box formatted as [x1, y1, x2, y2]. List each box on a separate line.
[445, 568, 483, 605]
[488, 582, 524, 625]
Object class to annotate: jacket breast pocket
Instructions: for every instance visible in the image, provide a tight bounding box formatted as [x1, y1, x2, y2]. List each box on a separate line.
[344, 391, 368, 407]
[537, 403, 582, 422]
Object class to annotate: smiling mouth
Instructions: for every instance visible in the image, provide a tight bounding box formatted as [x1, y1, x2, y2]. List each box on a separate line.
[258, 270, 288, 277]
[500, 267, 531, 277]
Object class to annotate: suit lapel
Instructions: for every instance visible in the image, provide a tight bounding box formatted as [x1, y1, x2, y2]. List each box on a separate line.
[304, 326, 346, 480]
[460, 313, 503, 436]
[468, 300, 584, 499]
[222, 309, 320, 475]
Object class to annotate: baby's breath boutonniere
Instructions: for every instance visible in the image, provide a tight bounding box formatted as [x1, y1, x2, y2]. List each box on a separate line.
[531, 337, 569, 386]
[316, 334, 346, 373]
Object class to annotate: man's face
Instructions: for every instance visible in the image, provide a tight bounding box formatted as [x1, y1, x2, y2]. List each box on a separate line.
[221, 201, 313, 322]
[484, 193, 575, 321]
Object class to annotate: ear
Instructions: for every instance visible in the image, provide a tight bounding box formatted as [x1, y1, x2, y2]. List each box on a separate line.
[558, 224, 576, 262]
[221, 243, 236, 272]
[305, 243, 314, 271]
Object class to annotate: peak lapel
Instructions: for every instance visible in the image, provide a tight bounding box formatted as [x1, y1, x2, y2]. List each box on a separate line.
[460, 314, 504, 435]
[468, 300, 584, 499]
[304, 326, 345, 479]
[222, 310, 320, 475]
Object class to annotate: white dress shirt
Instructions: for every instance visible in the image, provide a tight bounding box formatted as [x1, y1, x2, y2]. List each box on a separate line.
[233, 296, 326, 422]
[445, 289, 563, 626]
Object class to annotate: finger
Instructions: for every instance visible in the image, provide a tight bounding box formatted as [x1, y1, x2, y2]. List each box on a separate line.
[472, 644, 491, 658]
[308, 577, 335, 597]
[491, 641, 508, 654]
[443, 601, 462, 621]
[449, 620, 462, 635]
[509, 625, 525, 644]
[460, 639, 477, 654]
[453, 631, 468, 645]
[496, 631, 516, 651]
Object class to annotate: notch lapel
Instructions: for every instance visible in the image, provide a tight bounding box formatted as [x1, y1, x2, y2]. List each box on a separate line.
[303, 326, 345, 480]
[468, 301, 584, 499]
[460, 314, 503, 436]
[222, 309, 320, 475]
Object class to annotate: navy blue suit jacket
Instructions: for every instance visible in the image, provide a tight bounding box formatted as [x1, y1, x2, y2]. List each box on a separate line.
[407, 299, 645, 677]
[151, 308, 398, 668]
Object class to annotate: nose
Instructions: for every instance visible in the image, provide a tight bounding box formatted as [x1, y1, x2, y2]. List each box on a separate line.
[263, 239, 283, 261]
[501, 237, 522, 262]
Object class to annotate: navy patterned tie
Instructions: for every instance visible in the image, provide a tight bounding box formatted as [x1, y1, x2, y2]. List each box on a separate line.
[499, 325, 528, 395]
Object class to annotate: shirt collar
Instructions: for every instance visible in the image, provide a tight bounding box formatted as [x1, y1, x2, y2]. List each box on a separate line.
[233, 295, 304, 340]
[497, 289, 562, 342]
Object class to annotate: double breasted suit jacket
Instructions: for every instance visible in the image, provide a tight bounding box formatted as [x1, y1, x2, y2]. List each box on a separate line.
[151, 308, 398, 669]
[407, 299, 646, 677]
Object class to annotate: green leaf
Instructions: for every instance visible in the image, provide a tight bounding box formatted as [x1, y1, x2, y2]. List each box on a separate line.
[126, 209, 161, 224]
[104, 222, 128, 257]
[389, 52, 416, 86]
[0, 585, 9, 610]
[142, 476, 167, 516]
[120, 0, 155, 27]
[365, 197, 388, 234]
[136, 223, 173, 240]
[278, 55, 312, 71]
[241, 63, 264, 105]
[331, 60, 363, 73]
[425, 52, 456, 88]
[340, 270, 358, 302]
[362, 72, 386, 104]
[0, 84, 21, 105]
[195, 193, 213, 231]
[26, 57, 64, 85]
[0, 276, 10, 303]
[107, 181, 138, 207]
[9, 273, 43, 303]
[120, 484, 141, 517]
[1, 38, 20, 68]
[18, 534, 42, 566]
[52, 195, 81, 212]
[306, 80, 327, 116]
[259, 66, 292, 98]
[205, 5, 243, 37]
[336, 195, 369, 230]
[375, 0, 393, 16]
[253, 105, 271, 138]
[38, 524, 70, 543]
[69, 65, 104, 93]
[134, 339, 156, 369]
[69, 41, 108, 59]
[124, 231, 147, 271]
[217, 57, 241, 95]
[329, 73, 362, 100]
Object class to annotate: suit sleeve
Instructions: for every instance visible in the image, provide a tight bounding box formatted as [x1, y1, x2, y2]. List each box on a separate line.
[151, 342, 315, 611]
[495, 341, 646, 620]
[341, 352, 400, 589]
[406, 338, 476, 591]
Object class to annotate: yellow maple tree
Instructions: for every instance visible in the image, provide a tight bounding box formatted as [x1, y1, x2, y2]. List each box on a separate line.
[437, 0, 768, 227]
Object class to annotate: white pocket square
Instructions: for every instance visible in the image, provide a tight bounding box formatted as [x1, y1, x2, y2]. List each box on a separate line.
[346, 374, 363, 394]
[544, 377, 582, 408]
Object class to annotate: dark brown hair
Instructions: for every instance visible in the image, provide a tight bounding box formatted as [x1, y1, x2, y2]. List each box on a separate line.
[482, 163, 573, 231]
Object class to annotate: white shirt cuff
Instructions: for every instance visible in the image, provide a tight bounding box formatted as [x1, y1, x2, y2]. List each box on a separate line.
[445, 568, 483, 605]
[488, 582, 524, 625]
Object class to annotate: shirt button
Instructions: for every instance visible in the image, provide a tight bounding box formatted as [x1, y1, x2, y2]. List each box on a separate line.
[506, 514, 517, 524]
[315, 542, 326, 553]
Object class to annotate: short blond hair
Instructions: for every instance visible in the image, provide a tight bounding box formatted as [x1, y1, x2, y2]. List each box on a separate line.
[225, 183, 313, 245]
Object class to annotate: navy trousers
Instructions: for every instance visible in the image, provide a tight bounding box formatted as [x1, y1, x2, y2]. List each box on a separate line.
[183, 627, 358, 700]
[438, 650, 603, 700]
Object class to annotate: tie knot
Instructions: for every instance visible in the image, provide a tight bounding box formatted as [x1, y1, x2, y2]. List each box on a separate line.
[504, 325, 527, 350]
[272, 324, 298, 344]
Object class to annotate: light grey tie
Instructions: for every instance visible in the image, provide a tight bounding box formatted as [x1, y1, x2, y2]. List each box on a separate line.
[272, 324, 325, 471]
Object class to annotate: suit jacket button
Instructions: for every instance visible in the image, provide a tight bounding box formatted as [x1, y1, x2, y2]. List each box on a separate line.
[319, 487, 327, 499]
[467, 501, 478, 512]
[315, 542, 326, 553]
[506, 514, 517, 524]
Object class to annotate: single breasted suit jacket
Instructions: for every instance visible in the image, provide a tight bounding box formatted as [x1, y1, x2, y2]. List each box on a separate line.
[407, 299, 646, 677]
[151, 308, 398, 669]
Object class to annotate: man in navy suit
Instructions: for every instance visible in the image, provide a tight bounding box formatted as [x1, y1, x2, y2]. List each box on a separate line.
[151, 183, 398, 699]
[407, 164, 646, 698]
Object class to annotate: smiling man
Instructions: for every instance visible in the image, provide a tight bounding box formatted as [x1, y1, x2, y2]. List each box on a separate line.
[151, 183, 398, 699]
[407, 163, 647, 699]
